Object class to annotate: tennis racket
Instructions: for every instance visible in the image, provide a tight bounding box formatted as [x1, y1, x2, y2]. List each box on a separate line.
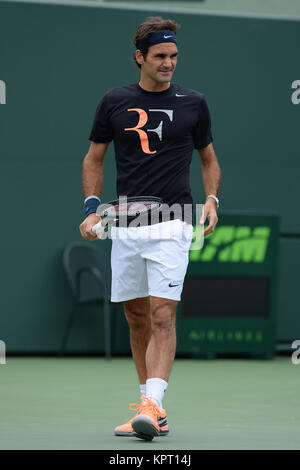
[92, 196, 163, 236]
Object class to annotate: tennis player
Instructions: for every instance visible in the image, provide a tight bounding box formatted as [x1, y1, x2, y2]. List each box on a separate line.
[79, 17, 221, 440]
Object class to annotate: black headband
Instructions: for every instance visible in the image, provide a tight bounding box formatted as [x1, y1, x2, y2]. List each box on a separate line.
[136, 30, 177, 51]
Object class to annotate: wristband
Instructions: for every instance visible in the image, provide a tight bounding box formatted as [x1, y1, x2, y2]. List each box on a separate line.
[207, 194, 219, 209]
[84, 196, 101, 216]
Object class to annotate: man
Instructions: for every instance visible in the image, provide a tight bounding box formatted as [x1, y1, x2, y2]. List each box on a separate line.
[79, 17, 221, 441]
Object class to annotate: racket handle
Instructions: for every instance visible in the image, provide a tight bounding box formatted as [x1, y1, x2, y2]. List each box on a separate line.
[92, 221, 102, 236]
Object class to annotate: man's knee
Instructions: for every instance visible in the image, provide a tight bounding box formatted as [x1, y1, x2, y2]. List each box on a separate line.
[124, 297, 150, 330]
[150, 298, 177, 332]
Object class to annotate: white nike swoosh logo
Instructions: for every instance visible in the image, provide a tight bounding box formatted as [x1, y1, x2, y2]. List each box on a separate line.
[175, 93, 187, 97]
[164, 35, 173, 39]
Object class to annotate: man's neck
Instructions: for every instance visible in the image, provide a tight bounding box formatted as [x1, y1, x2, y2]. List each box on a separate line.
[138, 78, 170, 93]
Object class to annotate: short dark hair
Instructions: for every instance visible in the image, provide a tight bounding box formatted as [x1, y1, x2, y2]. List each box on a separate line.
[133, 16, 180, 69]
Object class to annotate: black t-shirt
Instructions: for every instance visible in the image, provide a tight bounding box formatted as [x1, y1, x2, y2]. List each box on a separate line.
[89, 82, 213, 218]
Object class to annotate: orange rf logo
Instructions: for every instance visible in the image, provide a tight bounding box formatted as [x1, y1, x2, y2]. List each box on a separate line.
[124, 108, 173, 154]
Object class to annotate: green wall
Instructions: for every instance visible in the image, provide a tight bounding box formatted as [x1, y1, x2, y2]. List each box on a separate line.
[0, 0, 299, 352]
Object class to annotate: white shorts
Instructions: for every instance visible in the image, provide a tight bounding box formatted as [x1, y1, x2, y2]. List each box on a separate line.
[110, 219, 193, 303]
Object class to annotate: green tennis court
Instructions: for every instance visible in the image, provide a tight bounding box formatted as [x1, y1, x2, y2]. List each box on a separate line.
[1, 0, 300, 454]
[0, 357, 298, 450]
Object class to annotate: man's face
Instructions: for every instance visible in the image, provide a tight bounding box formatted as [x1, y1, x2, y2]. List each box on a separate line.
[138, 43, 178, 83]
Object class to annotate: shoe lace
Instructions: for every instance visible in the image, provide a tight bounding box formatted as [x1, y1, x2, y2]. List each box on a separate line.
[130, 396, 160, 418]
[127, 397, 145, 423]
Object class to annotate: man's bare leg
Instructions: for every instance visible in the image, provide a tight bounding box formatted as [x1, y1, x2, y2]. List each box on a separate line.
[124, 297, 152, 385]
[129, 296, 177, 438]
[114, 298, 152, 436]
[146, 296, 178, 382]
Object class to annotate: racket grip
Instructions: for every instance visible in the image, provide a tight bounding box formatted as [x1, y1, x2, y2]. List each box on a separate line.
[92, 221, 102, 236]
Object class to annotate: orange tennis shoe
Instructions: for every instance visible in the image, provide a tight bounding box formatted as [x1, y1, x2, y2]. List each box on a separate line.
[114, 396, 169, 438]
[131, 397, 167, 441]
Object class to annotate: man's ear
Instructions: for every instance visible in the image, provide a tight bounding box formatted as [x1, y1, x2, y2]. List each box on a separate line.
[135, 50, 144, 66]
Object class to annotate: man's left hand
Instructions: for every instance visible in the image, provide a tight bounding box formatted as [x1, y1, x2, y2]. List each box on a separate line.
[200, 198, 218, 236]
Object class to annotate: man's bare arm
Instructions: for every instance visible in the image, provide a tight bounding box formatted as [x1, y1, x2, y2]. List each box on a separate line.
[79, 142, 109, 240]
[197, 143, 221, 235]
[197, 143, 221, 198]
[82, 141, 109, 198]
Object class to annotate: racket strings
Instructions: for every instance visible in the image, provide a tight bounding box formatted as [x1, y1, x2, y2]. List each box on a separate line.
[102, 201, 161, 217]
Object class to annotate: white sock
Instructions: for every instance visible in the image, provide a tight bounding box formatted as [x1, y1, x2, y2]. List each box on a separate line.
[146, 378, 168, 410]
[139, 383, 146, 397]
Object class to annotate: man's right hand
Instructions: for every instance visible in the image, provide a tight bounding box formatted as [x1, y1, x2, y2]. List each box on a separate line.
[79, 213, 102, 240]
